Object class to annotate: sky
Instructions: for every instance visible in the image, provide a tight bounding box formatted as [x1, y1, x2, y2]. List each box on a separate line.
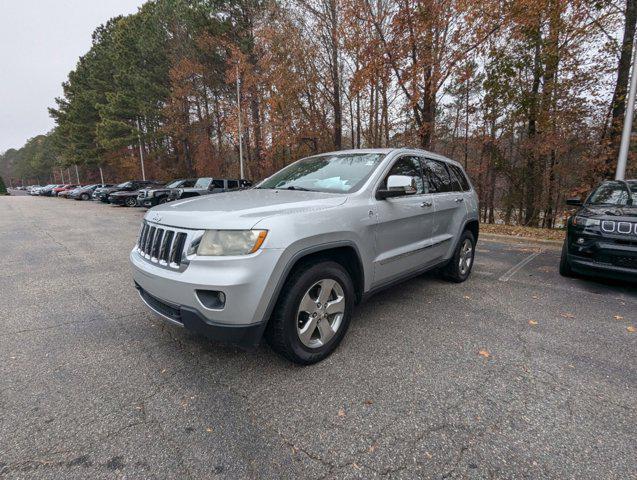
[0, 0, 145, 153]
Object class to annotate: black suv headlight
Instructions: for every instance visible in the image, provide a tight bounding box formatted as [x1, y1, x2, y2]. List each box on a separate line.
[572, 216, 600, 228]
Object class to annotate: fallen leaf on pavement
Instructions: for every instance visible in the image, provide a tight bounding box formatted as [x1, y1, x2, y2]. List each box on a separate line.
[528, 320, 538, 326]
[560, 312, 575, 319]
[463, 295, 471, 300]
[363, 399, 373, 406]
[338, 407, 346, 417]
[478, 349, 490, 358]
[614, 315, 624, 320]
[627, 326, 635, 333]
[206, 428, 213, 432]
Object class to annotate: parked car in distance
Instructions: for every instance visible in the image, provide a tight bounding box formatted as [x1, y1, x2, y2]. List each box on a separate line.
[131, 148, 478, 364]
[58, 186, 84, 198]
[39, 184, 60, 197]
[137, 179, 198, 208]
[166, 177, 251, 202]
[109, 181, 164, 206]
[51, 184, 77, 196]
[561, 179, 637, 281]
[28, 185, 43, 195]
[70, 184, 112, 200]
[95, 180, 158, 203]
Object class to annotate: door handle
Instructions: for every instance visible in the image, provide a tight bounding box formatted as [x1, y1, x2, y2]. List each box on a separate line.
[454, 197, 464, 203]
[420, 201, 432, 207]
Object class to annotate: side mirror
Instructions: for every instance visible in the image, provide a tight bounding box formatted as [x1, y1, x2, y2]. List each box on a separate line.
[377, 175, 418, 199]
[566, 198, 583, 206]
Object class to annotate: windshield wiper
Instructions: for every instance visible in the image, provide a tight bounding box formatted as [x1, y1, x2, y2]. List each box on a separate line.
[281, 186, 313, 191]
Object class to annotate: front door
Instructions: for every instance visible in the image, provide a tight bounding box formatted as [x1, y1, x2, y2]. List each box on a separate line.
[372, 155, 437, 287]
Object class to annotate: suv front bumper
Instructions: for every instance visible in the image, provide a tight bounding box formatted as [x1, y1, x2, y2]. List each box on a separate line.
[130, 247, 286, 346]
[566, 230, 637, 281]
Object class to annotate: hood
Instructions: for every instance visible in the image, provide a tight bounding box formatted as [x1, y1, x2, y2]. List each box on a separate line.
[580, 205, 637, 219]
[145, 189, 348, 230]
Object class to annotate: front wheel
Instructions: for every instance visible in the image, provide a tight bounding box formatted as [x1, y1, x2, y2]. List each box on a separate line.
[559, 240, 575, 277]
[442, 230, 476, 283]
[81, 193, 89, 201]
[266, 261, 354, 364]
[125, 197, 137, 207]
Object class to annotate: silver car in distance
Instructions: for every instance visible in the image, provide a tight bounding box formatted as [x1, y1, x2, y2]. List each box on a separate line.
[131, 148, 479, 364]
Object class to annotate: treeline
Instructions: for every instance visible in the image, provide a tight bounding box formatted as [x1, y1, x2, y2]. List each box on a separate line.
[1, 0, 635, 227]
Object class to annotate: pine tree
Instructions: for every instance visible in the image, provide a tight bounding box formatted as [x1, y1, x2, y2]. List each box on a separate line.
[0, 175, 8, 195]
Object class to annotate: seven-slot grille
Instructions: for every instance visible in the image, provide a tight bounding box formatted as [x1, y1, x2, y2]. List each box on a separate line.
[137, 221, 188, 269]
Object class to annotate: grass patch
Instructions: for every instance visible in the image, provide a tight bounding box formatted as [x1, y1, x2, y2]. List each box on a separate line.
[480, 223, 565, 242]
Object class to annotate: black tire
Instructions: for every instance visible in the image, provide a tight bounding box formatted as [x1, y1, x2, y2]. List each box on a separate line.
[559, 240, 575, 277]
[125, 196, 137, 207]
[81, 193, 89, 201]
[442, 230, 476, 283]
[158, 197, 168, 204]
[265, 261, 354, 365]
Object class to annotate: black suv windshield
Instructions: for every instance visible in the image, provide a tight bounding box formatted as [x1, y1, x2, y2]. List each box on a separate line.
[587, 181, 637, 206]
[116, 182, 132, 188]
[257, 153, 386, 193]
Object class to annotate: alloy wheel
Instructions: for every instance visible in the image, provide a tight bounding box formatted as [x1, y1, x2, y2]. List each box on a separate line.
[296, 279, 345, 348]
[458, 238, 473, 276]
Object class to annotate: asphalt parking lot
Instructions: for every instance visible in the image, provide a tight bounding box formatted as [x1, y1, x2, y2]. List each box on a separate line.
[1, 193, 636, 479]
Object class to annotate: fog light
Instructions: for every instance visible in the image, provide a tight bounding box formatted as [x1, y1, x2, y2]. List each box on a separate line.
[576, 237, 585, 245]
[196, 290, 226, 310]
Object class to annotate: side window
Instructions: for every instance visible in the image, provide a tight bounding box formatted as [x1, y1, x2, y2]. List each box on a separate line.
[182, 180, 196, 188]
[210, 179, 225, 189]
[448, 164, 471, 191]
[227, 180, 239, 189]
[424, 159, 453, 193]
[381, 156, 425, 194]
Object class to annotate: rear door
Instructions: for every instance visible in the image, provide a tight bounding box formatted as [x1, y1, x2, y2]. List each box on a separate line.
[423, 158, 468, 261]
[372, 155, 437, 286]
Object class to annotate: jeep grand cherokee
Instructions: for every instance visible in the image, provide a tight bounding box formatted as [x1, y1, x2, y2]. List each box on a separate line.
[131, 148, 479, 364]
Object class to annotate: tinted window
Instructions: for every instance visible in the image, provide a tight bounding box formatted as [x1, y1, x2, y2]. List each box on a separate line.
[448, 164, 471, 191]
[424, 159, 453, 193]
[227, 180, 239, 189]
[382, 156, 424, 194]
[211, 180, 225, 189]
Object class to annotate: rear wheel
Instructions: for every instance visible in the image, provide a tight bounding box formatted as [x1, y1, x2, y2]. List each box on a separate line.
[559, 239, 575, 277]
[442, 230, 475, 283]
[266, 261, 354, 364]
[125, 196, 137, 207]
[81, 193, 89, 201]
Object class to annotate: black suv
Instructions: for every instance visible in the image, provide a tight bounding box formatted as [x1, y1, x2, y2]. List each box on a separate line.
[95, 180, 158, 203]
[561, 180, 637, 281]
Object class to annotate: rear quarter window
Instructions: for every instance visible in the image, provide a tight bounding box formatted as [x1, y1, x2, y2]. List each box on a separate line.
[448, 164, 471, 191]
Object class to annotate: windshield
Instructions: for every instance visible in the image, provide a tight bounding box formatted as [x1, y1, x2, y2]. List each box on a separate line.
[587, 182, 637, 206]
[194, 177, 212, 189]
[257, 153, 386, 193]
[165, 180, 183, 188]
[116, 182, 132, 188]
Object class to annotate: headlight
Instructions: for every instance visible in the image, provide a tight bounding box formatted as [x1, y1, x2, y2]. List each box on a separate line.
[573, 216, 600, 227]
[197, 230, 268, 256]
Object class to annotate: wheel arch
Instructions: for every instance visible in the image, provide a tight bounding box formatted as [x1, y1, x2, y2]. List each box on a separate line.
[261, 242, 366, 329]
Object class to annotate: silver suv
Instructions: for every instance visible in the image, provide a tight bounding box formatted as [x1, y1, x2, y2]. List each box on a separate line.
[131, 148, 479, 364]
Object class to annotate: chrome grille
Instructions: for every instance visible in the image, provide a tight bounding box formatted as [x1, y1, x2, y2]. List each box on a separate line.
[601, 220, 637, 235]
[136, 221, 191, 270]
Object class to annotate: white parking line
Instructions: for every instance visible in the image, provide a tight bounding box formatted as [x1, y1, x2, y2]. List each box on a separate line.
[498, 250, 543, 282]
